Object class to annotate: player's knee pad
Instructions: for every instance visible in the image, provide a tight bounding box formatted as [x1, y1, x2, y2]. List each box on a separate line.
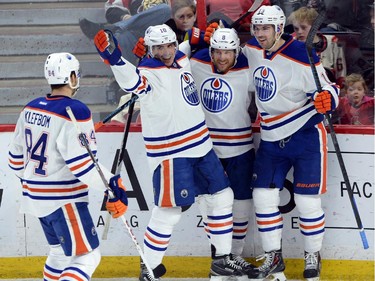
[206, 187, 234, 208]
[70, 247, 101, 277]
[253, 188, 280, 211]
[295, 194, 323, 217]
[45, 244, 71, 270]
[196, 195, 208, 219]
[205, 187, 234, 215]
[151, 206, 182, 228]
[232, 199, 252, 219]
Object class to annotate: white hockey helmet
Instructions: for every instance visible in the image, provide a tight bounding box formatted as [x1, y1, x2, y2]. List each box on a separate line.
[144, 24, 178, 57]
[44, 52, 80, 89]
[210, 28, 240, 52]
[251, 5, 286, 37]
[209, 28, 241, 65]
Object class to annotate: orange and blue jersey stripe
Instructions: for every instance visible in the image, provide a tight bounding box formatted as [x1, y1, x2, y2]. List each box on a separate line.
[144, 121, 210, 157]
[208, 126, 253, 147]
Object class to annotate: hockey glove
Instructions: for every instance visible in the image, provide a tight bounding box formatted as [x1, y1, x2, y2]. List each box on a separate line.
[313, 90, 333, 114]
[184, 27, 209, 50]
[105, 174, 128, 218]
[204, 22, 219, 44]
[132, 37, 147, 59]
[94, 29, 124, 66]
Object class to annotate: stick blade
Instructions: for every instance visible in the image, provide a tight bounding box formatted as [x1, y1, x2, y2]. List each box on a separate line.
[360, 229, 369, 249]
[305, 11, 326, 50]
[248, 0, 263, 12]
[153, 263, 167, 278]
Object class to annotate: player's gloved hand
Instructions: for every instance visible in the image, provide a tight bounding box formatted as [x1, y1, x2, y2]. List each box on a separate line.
[105, 174, 128, 218]
[94, 29, 123, 66]
[132, 37, 147, 59]
[313, 90, 332, 114]
[204, 22, 219, 44]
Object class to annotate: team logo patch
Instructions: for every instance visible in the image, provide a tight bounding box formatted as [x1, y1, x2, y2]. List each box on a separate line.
[200, 78, 232, 113]
[180, 72, 199, 106]
[180, 189, 188, 198]
[253, 66, 277, 102]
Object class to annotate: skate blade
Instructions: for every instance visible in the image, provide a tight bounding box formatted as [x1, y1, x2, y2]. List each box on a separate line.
[306, 277, 320, 281]
[265, 271, 287, 281]
[236, 276, 251, 281]
[210, 276, 239, 281]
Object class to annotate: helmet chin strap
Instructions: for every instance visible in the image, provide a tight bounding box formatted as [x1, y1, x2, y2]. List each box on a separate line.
[69, 77, 80, 96]
[265, 26, 283, 52]
[265, 37, 280, 52]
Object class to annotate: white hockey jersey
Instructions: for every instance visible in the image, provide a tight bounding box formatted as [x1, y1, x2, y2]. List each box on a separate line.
[190, 49, 255, 159]
[8, 95, 112, 217]
[242, 34, 340, 141]
[111, 51, 213, 172]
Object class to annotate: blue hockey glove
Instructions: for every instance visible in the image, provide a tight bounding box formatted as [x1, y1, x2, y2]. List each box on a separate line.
[105, 174, 128, 218]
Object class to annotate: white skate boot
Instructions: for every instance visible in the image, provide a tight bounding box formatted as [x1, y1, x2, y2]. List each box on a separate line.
[303, 251, 321, 281]
[247, 250, 286, 281]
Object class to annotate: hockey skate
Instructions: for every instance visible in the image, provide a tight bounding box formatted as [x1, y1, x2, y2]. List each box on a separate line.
[139, 261, 166, 281]
[247, 250, 286, 281]
[231, 254, 256, 280]
[303, 251, 321, 281]
[210, 254, 245, 281]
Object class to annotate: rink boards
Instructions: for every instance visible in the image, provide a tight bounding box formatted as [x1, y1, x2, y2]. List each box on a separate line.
[0, 124, 374, 279]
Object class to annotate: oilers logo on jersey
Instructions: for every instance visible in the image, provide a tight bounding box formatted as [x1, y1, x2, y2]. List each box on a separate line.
[181, 72, 199, 106]
[200, 78, 232, 113]
[253, 66, 277, 102]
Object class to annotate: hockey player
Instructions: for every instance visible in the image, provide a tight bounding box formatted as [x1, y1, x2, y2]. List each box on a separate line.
[189, 28, 256, 277]
[8, 53, 128, 281]
[241, 5, 340, 281]
[93, 25, 244, 281]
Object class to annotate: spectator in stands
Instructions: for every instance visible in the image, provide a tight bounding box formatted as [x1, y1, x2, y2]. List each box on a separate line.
[206, 0, 243, 24]
[272, 0, 310, 18]
[80, 1, 171, 107]
[333, 73, 374, 125]
[80, 0, 167, 38]
[288, 7, 347, 87]
[205, 1, 273, 33]
[164, 0, 197, 43]
[235, 0, 272, 32]
[358, 1, 374, 96]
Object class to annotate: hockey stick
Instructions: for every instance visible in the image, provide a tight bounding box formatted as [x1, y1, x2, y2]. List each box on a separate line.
[66, 106, 167, 278]
[231, 0, 263, 29]
[102, 94, 137, 240]
[305, 13, 369, 250]
[94, 94, 139, 131]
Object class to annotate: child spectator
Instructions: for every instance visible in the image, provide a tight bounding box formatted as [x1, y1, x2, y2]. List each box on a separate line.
[288, 6, 347, 87]
[165, 0, 197, 43]
[334, 73, 374, 125]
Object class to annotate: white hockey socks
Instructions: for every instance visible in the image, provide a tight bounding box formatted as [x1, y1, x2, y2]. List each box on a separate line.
[143, 206, 182, 269]
[231, 199, 252, 256]
[204, 187, 234, 256]
[253, 188, 283, 252]
[44, 245, 100, 281]
[295, 194, 325, 253]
